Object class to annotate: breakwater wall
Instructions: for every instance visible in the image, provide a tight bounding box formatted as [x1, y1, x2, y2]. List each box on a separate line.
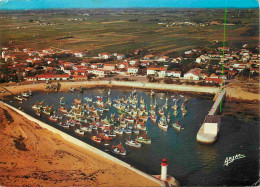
[1, 101, 165, 187]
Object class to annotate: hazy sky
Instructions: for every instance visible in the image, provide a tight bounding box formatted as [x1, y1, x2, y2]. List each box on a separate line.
[0, 0, 259, 10]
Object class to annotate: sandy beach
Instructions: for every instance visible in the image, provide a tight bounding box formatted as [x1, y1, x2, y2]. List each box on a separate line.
[0, 80, 219, 96]
[0, 102, 160, 186]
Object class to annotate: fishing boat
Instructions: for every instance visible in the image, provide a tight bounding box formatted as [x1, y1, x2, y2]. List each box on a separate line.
[150, 90, 155, 96]
[114, 128, 123, 135]
[107, 98, 112, 106]
[59, 106, 68, 114]
[136, 134, 151, 144]
[108, 88, 111, 95]
[59, 97, 65, 105]
[74, 98, 82, 105]
[21, 92, 30, 98]
[172, 120, 184, 131]
[35, 109, 41, 116]
[150, 115, 157, 123]
[84, 97, 92, 102]
[123, 128, 132, 134]
[158, 117, 168, 131]
[70, 87, 75, 92]
[172, 101, 178, 111]
[184, 98, 188, 103]
[158, 108, 164, 116]
[125, 139, 141, 148]
[14, 95, 23, 101]
[112, 143, 126, 156]
[132, 89, 137, 95]
[49, 115, 58, 122]
[61, 123, 70, 129]
[91, 135, 102, 143]
[133, 129, 140, 134]
[173, 110, 178, 116]
[80, 126, 92, 133]
[100, 133, 113, 141]
[75, 129, 84, 136]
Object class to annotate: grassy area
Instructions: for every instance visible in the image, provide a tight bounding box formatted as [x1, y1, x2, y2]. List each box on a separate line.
[0, 8, 258, 53]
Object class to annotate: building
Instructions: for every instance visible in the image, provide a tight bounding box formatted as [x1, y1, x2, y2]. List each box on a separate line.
[203, 115, 221, 135]
[147, 67, 167, 77]
[184, 68, 202, 80]
[37, 74, 71, 81]
[117, 54, 125, 60]
[104, 64, 116, 72]
[157, 56, 169, 62]
[205, 77, 223, 85]
[99, 53, 112, 59]
[167, 70, 181, 78]
[127, 67, 139, 75]
[92, 69, 105, 78]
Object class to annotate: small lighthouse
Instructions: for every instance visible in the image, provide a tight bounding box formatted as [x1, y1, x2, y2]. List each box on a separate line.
[161, 158, 168, 181]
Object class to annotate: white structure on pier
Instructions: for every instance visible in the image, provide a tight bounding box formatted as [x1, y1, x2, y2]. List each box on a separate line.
[196, 89, 225, 144]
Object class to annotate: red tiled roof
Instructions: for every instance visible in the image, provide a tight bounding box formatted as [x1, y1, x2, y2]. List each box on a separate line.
[38, 74, 70, 78]
[147, 67, 167, 71]
[186, 68, 202, 76]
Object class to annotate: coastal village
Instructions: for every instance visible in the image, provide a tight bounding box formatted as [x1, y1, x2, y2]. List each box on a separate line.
[0, 44, 259, 85]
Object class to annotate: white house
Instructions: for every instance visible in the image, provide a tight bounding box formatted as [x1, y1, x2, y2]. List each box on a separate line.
[203, 115, 221, 135]
[117, 54, 125, 60]
[184, 68, 202, 80]
[92, 69, 105, 77]
[157, 56, 169, 62]
[74, 52, 86, 57]
[127, 67, 139, 75]
[147, 67, 167, 77]
[129, 59, 139, 66]
[167, 70, 181, 78]
[99, 53, 112, 59]
[103, 64, 116, 71]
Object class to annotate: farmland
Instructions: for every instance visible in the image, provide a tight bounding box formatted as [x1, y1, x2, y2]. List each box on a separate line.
[0, 8, 258, 55]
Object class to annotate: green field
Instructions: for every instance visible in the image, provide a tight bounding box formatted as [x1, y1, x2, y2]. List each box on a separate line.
[0, 9, 258, 55]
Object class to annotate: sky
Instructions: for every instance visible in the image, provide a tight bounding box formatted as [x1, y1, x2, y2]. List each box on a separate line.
[0, 0, 259, 10]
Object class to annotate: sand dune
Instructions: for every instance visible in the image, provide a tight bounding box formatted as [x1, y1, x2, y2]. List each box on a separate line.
[0, 103, 159, 186]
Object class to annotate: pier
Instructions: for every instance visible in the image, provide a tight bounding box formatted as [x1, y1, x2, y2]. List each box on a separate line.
[196, 89, 226, 144]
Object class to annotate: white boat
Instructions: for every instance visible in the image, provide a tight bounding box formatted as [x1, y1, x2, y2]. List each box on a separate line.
[75, 129, 84, 136]
[21, 92, 30, 98]
[84, 97, 92, 102]
[80, 126, 92, 133]
[150, 90, 155, 96]
[133, 129, 140, 134]
[112, 143, 126, 156]
[158, 118, 168, 130]
[114, 128, 123, 135]
[125, 139, 141, 148]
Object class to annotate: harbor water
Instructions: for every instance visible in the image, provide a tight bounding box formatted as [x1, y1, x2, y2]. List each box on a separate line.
[5, 88, 259, 186]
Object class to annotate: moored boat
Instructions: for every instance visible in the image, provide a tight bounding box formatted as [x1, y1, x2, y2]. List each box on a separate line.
[136, 134, 151, 144]
[172, 120, 184, 131]
[112, 143, 126, 156]
[158, 118, 168, 131]
[91, 135, 102, 143]
[75, 129, 84, 136]
[125, 139, 141, 148]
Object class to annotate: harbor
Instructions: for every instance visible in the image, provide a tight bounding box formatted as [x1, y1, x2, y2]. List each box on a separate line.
[3, 87, 259, 186]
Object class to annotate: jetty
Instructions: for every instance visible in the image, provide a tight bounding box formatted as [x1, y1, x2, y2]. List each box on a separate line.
[196, 89, 226, 144]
